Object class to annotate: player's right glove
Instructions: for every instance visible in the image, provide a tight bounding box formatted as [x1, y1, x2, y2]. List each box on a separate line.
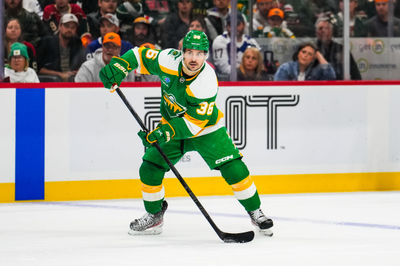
[137, 123, 175, 148]
[99, 56, 131, 89]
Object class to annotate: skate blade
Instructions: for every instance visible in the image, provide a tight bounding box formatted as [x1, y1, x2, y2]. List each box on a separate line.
[128, 224, 163, 236]
[259, 228, 273, 237]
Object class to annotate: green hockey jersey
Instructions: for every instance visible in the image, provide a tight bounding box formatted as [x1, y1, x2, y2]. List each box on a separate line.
[120, 46, 224, 139]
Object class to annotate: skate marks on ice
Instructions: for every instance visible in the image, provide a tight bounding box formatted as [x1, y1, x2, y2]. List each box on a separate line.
[1, 192, 400, 266]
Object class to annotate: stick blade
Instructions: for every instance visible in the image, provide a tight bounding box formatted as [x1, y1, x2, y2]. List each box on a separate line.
[219, 230, 255, 243]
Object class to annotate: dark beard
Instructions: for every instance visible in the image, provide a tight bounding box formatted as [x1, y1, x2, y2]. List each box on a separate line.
[134, 34, 146, 43]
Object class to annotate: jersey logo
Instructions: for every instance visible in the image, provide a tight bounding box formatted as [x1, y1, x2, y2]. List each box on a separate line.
[194, 35, 201, 39]
[167, 49, 182, 60]
[161, 76, 171, 87]
[163, 93, 187, 117]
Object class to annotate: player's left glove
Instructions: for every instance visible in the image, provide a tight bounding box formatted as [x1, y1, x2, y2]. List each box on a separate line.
[138, 123, 175, 148]
[99, 57, 131, 89]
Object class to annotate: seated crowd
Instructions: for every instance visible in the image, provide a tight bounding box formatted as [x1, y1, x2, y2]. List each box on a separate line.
[3, 0, 399, 83]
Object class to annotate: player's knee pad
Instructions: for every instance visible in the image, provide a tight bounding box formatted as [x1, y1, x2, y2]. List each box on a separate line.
[219, 159, 250, 185]
[139, 160, 166, 186]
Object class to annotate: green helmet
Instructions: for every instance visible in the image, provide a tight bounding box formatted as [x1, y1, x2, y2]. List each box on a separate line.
[182, 30, 209, 53]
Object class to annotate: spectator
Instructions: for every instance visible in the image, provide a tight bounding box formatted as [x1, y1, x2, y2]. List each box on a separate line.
[212, 14, 260, 78]
[75, 32, 136, 82]
[4, 42, 40, 83]
[357, 0, 400, 37]
[205, 0, 231, 42]
[237, 47, 269, 81]
[126, 16, 158, 48]
[23, 0, 43, 18]
[37, 13, 86, 81]
[87, 0, 119, 39]
[261, 8, 295, 38]
[143, 0, 173, 24]
[81, 0, 99, 14]
[252, 0, 275, 35]
[281, 0, 316, 36]
[4, 18, 38, 72]
[192, 0, 213, 16]
[315, 17, 362, 80]
[274, 42, 336, 81]
[5, 0, 49, 47]
[178, 16, 208, 50]
[42, 0, 92, 47]
[336, 0, 368, 37]
[86, 13, 133, 60]
[116, 0, 145, 36]
[161, 0, 193, 49]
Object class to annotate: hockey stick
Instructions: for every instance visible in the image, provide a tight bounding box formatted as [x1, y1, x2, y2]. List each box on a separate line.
[112, 85, 254, 243]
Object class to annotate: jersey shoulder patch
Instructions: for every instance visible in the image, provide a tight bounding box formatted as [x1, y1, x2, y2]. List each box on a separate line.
[187, 63, 218, 99]
[158, 49, 182, 76]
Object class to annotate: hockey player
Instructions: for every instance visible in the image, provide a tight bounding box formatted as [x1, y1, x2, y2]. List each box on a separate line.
[99, 30, 273, 236]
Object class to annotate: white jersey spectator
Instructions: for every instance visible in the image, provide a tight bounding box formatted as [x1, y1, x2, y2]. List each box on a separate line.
[23, 0, 43, 18]
[212, 14, 260, 76]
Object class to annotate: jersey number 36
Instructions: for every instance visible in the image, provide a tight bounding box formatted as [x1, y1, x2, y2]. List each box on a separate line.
[197, 102, 215, 115]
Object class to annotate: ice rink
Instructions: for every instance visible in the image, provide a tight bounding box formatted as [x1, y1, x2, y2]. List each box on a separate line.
[1, 192, 400, 266]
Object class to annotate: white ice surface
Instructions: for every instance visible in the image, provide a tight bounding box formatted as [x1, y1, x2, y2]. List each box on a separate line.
[1, 192, 400, 266]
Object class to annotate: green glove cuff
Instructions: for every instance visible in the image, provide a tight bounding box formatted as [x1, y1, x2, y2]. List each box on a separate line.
[147, 122, 175, 144]
[99, 56, 132, 89]
[110, 56, 132, 76]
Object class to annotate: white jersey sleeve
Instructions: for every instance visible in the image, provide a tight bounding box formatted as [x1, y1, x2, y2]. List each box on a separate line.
[212, 34, 231, 75]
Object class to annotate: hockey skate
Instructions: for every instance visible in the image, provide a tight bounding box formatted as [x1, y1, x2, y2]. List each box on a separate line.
[128, 201, 168, 235]
[248, 208, 273, 236]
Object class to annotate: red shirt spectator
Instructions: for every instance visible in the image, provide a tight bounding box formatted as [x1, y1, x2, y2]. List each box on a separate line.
[43, 0, 91, 46]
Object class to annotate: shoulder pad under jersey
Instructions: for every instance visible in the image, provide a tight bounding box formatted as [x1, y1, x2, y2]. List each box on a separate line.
[186, 63, 218, 99]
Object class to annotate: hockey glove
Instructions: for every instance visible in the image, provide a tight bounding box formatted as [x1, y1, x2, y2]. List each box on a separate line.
[99, 56, 131, 89]
[137, 123, 175, 148]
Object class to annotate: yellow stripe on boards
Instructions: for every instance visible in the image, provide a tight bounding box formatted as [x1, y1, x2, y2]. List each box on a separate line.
[1, 172, 400, 203]
[0, 183, 15, 203]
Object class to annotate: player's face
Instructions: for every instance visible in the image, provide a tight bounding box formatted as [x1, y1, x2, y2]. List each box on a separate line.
[297, 46, 316, 68]
[6, 19, 22, 41]
[183, 49, 206, 71]
[10, 55, 26, 72]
